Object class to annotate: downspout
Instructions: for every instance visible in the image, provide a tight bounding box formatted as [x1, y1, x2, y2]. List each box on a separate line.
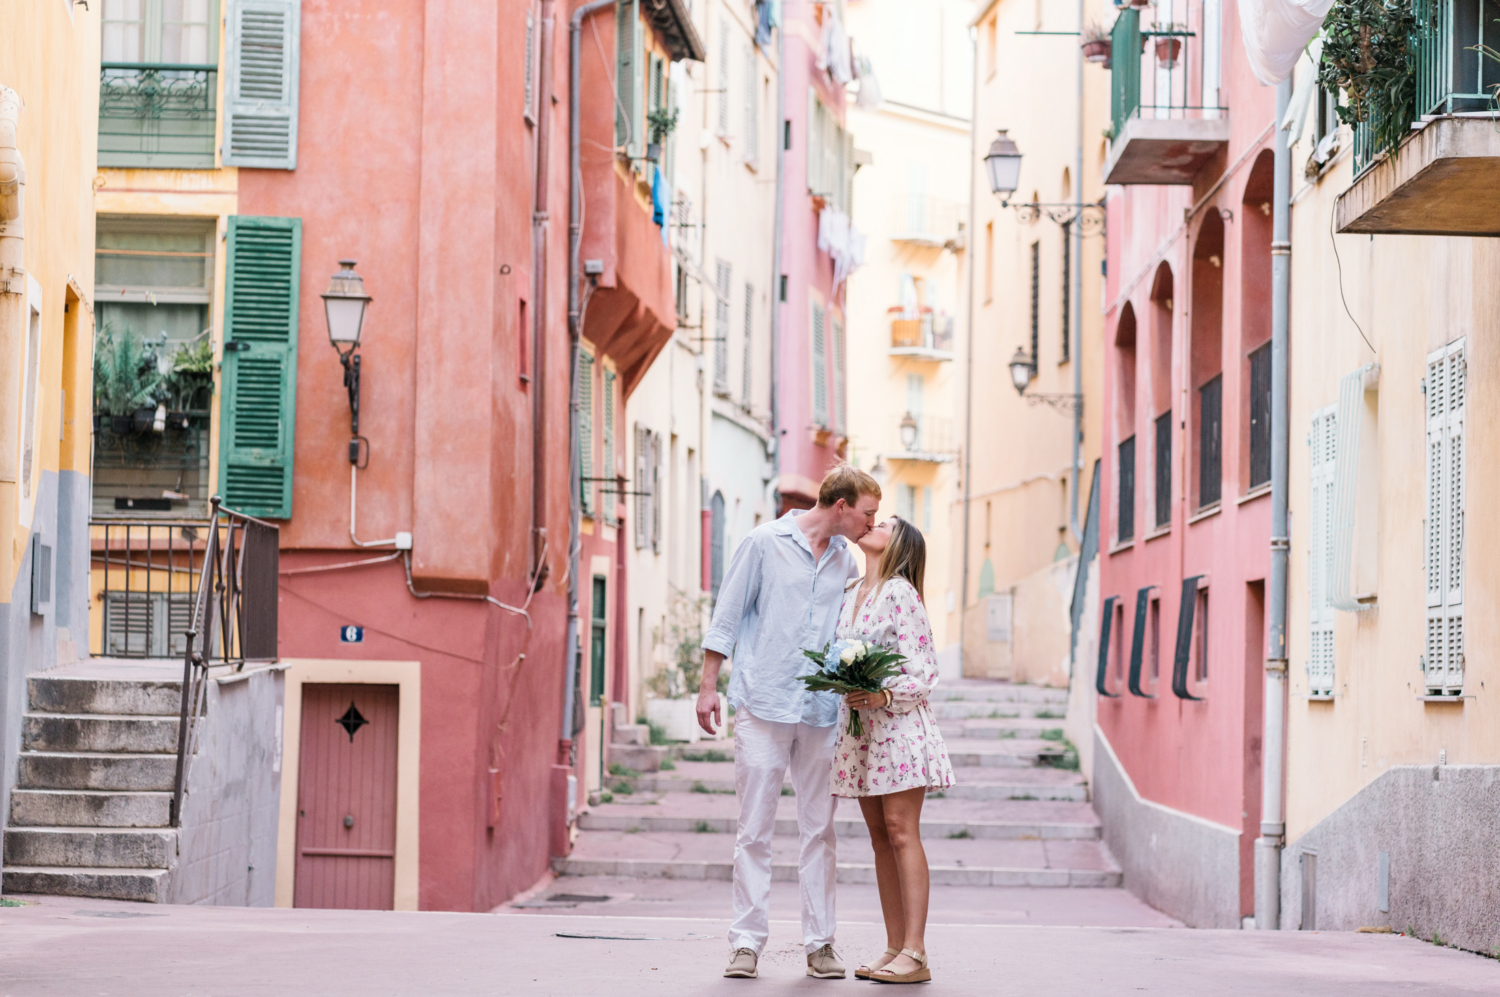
[1069, 0, 1084, 543]
[768, 10, 786, 511]
[568, 0, 620, 750]
[958, 27, 978, 672]
[0, 85, 25, 590]
[532, 0, 557, 586]
[1255, 76, 1293, 931]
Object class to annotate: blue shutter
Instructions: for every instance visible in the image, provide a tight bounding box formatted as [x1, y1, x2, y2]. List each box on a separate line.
[219, 216, 300, 518]
[223, 0, 301, 169]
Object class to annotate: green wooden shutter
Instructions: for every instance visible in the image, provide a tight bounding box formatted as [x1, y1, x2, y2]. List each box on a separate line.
[604, 369, 616, 522]
[223, 0, 301, 168]
[219, 216, 301, 518]
[615, 0, 637, 152]
[811, 302, 827, 426]
[579, 352, 595, 516]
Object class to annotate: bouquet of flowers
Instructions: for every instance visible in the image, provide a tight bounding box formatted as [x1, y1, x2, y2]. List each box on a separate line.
[797, 639, 907, 736]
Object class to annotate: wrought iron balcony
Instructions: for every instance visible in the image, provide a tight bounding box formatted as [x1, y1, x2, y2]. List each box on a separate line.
[1104, 7, 1229, 185]
[889, 196, 966, 249]
[881, 414, 958, 464]
[99, 62, 218, 170]
[888, 310, 955, 360]
[1340, 0, 1500, 235]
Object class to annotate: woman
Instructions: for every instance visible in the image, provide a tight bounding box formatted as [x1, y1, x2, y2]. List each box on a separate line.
[831, 516, 953, 985]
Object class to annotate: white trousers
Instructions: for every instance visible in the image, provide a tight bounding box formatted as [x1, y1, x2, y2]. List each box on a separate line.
[729, 710, 838, 955]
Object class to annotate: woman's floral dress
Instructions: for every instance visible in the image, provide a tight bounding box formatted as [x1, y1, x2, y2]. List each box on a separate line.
[830, 576, 955, 797]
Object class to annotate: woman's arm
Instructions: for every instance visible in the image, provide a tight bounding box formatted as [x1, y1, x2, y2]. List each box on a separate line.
[881, 580, 940, 712]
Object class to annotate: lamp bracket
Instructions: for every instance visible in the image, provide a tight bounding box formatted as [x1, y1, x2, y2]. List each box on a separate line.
[1003, 200, 1106, 235]
[1023, 392, 1084, 416]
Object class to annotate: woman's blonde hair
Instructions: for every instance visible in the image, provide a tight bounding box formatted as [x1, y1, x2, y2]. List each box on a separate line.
[875, 517, 926, 603]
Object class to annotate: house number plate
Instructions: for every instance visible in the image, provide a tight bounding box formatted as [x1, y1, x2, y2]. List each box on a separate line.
[340, 625, 364, 643]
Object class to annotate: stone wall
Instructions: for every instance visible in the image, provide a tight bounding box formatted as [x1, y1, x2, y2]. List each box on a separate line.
[1279, 764, 1500, 954]
[1092, 726, 1242, 928]
[169, 665, 285, 906]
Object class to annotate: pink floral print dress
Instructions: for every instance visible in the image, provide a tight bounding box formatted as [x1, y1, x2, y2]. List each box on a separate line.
[830, 576, 955, 798]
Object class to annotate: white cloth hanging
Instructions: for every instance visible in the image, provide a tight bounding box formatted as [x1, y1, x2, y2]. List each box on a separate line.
[1236, 0, 1334, 86]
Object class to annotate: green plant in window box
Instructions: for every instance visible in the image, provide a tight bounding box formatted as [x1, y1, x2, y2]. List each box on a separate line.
[163, 333, 215, 416]
[647, 106, 679, 144]
[92, 324, 163, 433]
[1317, 0, 1422, 160]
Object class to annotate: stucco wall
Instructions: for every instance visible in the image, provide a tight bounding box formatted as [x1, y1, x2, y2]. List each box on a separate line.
[1093, 725, 1241, 929]
[1279, 765, 1500, 955]
[170, 666, 285, 906]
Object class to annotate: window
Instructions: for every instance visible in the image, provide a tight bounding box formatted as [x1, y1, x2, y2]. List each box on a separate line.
[1249, 343, 1272, 488]
[1194, 587, 1210, 682]
[1060, 222, 1072, 363]
[710, 491, 726, 601]
[19, 290, 41, 510]
[1029, 241, 1040, 365]
[832, 315, 847, 433]
[1118, 435, 1136, 543]
[100, 0, 219, 168]
[811, 302, 827, 426]
[1199, 374, 1223, 508]
[616, 0, 642, 153]
[806, 90, 852, 211]
[579, 351, 595, 516]
[590, 575, 608, 705]
[714, 260, 731, 391]
[633, 424, 651, 549]
[603, 369, 617, 522]
[898, 484, 916, 522]
[1149, 595, 1161, 682]
[222, 0, 301, 169]
[92, 218, 211, 518]
[1424, 340, 1466, 695]
[743, 42, 758, 166]
[741, 282, 754, 403]
[1308, 404, 1336, 697]
[524, 4, 537, 123]
[717, 21, 731, 137]
[906, 373, 924, 450]
[1151, 410, 1172, 529]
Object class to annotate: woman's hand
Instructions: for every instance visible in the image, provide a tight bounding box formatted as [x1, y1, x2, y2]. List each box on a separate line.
[845, 689, 891, 711]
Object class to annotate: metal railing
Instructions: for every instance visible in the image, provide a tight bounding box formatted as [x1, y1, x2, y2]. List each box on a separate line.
[99, 62, 218, 168]
[168, 497, 279, 826]
[1353, 0, 1500, 174]
[889, 312, 955, 355]
[1109, 5, 1227, 141]
[889, 196, 965, 245]
[889, 414, 957, 457]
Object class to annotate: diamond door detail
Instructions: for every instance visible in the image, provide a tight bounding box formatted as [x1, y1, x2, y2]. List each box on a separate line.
[294, 683, 399, 909]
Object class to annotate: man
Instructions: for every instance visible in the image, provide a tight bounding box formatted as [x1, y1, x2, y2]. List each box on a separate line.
[697, 465, 882, 980]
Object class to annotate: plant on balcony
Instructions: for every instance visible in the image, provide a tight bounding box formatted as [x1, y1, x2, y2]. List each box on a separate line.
[1318, 0, 1420, 158]
[93, 324, 162, 430]
[163, 333, 215, 413]
[647, 106, 679, 144]
[1082, 22, 1112, 63]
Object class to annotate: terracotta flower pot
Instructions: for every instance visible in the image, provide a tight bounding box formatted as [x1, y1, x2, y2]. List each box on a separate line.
[1155, 37, 1182, 68]
[1082, 39, 1111, 64]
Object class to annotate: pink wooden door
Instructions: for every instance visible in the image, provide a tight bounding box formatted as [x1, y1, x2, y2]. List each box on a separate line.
[294, 684, 399, 909]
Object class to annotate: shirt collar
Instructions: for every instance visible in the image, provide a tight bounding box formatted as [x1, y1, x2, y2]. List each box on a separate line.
[772, 510, 847, 552]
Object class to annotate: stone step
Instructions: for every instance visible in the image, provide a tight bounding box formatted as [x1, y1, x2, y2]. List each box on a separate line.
[937, 781, 1088, 803]
[8, 789, 172, 828]
[946, 717, 1069, 739]
[932, 701, 1070, 721]
[607, 744, 670, 774]
[944, 740, 1066, 768]
[931, 682, 1070, 705]
[3, 827, 175, 869]
[23, 714, 179, 754]
[17, 752, 177, 792]
[552, 857, 1118, 888]
[576, 812, 1098, 840]
[1, 865, 169, 903]
[27, 675, 181, 717]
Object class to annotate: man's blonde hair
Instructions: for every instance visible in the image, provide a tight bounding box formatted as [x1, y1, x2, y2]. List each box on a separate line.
[816, 463, 882, 508]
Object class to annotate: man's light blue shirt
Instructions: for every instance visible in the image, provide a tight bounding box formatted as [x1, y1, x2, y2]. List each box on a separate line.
[702, 509, 859, 727]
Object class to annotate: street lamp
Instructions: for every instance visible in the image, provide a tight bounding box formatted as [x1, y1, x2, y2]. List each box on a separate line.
[984, 130, 1023, 204]
[899, 411, 919, 450]
[1008, 347, 1036, 395]
[321, 260, 372, 462]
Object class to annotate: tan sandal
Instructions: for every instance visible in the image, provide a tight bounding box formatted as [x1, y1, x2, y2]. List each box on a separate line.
[855, 947, 900, 980]
[870, 949, 930, 984]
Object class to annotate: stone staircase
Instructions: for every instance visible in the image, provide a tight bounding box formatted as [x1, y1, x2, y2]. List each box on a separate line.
[557, 679, 1119, 889]
[2, 665, 183, 902]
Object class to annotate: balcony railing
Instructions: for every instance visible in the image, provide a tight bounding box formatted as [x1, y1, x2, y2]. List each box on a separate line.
[99, 62, 218, 169]
[889, 310, 955, 359]
[1105, 6, 1229, 184]
[889, 196, 965, 248]
[884, 415, 958, 462]
[1352, 0, 1500, 175]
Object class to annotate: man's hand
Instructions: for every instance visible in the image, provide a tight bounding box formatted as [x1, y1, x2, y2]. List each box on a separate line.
[697, 650, 726, 735]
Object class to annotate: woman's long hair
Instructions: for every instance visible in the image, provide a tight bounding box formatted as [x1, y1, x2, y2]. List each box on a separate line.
[875, 517, 926, 603]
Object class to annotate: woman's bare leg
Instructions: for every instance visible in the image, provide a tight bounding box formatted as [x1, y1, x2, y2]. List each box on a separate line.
[878, 788, 929, 974]
[857, 794, 905, 962]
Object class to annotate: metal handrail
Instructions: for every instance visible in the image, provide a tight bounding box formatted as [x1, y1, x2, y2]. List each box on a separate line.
[168, 496, 279, 826]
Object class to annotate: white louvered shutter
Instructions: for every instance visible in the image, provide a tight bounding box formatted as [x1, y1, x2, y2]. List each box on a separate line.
[812, 303, 828, 426]
[742, 282, 754, 403]
[1308, 405, 1336, 697]
[714, 260, 731, 390]
[223, 0, 301, 169]
[718, 23, 730, 136]
[579, 352, 594, 517]
[743, 42, 758, 166]
[633, 425, 648, 549]
[1425, 340, 1466, 694]
[650, 431, 662, 553]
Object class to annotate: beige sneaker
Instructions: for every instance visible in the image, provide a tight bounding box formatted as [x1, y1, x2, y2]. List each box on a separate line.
[806, 944, 846, 979]
[724, 948, 759, 978]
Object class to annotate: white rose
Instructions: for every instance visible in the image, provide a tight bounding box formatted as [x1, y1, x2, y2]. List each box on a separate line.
[839, 646, 857, 664]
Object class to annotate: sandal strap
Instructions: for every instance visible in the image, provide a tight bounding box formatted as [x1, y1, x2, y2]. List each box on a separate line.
[858, 947, 901, 971]
[899, 949, 928, 966]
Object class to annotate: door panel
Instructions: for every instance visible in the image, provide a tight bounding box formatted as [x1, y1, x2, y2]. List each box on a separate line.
[294, 683, 399, 910]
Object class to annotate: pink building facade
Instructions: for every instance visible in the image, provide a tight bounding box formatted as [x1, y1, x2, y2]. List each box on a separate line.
[1092, 0, 1280, 928]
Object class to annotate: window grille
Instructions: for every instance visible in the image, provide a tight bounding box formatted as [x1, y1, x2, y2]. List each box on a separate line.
[1155, 410, 1172, 528]
[714, 260, 731, 390]
[1249, 343, 1272, 488]
[1029, 240, 1040, 366]
[1118, 435, 1135, 543]
[1060, 222, 1071, 363]
[812, 303, 828, 425]
[579, 352, 594, 516]
[1199, 374, 1222, 507]
[742, 283, 754, 403]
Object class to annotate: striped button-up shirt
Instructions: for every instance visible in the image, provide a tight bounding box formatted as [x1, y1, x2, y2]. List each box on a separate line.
[702, 510, 859, 726]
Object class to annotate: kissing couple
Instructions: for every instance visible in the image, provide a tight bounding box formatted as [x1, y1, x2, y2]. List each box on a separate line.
[696, 464, 954, 984]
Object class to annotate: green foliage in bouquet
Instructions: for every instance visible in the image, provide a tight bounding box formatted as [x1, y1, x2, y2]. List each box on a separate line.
[797, 640, 907, 737]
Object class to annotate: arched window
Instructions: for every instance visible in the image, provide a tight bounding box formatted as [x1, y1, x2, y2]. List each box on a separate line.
[1192, 210, 1225, 509]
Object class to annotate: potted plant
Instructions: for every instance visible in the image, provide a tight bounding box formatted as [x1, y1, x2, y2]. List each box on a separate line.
[645, 106, 679, 166]
[163, 333, 215, 420]
[644, 591, 728, 742]
[1155, 29, 1183, 68]
[92, 324, 162, 436]
[1081, 22, 1111, 64]
[1317, 0, 1419, 161]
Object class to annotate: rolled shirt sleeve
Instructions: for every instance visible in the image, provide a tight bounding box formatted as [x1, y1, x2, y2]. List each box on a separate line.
[702, 533, 762, 658]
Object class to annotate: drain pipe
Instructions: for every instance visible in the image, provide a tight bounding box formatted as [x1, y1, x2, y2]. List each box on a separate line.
[566, 0, 619, 751]
[0, 85, 25, 590]
[1255, 76, 1293, 931]
[767, 7, 786, 511]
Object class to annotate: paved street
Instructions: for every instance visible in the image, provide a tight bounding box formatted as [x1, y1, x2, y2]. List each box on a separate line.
[2, 891, 1498, 995]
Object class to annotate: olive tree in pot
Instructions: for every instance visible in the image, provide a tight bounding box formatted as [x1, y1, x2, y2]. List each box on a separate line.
[92, 324, 163, 435]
